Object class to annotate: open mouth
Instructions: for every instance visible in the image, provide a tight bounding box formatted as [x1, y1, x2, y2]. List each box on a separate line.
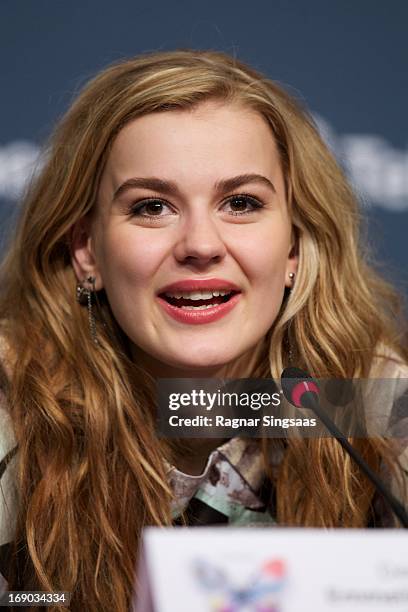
[158, 290, 238, 310]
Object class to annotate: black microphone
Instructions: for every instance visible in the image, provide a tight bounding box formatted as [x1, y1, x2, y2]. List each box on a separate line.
[281, 367, 408, 528]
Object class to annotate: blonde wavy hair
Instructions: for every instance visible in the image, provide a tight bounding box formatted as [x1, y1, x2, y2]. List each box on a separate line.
[0, 49, 407, 611]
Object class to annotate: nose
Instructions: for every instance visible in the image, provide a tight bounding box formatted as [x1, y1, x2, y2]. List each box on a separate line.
[173, 209, 227, 266]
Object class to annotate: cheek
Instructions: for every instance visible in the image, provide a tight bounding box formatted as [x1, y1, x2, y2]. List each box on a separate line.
[98, 228, 167, 288]
[237, 231, 290, 294]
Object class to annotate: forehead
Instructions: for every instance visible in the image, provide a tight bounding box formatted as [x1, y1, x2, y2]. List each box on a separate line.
[103, 102, 282, 182]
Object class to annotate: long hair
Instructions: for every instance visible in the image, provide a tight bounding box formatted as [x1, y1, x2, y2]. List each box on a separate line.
[0, 49, 407, 610]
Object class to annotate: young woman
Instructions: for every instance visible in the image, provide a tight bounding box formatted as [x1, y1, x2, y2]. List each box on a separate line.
[0, 49, 407, 610]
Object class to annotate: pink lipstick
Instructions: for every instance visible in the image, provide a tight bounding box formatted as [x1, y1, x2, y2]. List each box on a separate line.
[156, 278, 242, 325]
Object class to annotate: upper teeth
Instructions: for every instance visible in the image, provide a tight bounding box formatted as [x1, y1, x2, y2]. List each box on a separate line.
[164, 290, 231, 300]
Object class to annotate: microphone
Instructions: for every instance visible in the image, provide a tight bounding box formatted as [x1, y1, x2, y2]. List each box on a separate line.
[281, 367, 408, 528]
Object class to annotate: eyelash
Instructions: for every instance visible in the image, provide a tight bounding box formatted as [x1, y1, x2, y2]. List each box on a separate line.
[127, 194, 265, 220]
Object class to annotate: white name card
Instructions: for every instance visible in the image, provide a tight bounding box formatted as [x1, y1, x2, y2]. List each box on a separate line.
[133, 527, 408, 612]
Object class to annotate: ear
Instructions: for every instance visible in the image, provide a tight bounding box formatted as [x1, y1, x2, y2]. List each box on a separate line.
[285, 227, 299, 288]
[70, 215, 103, 290]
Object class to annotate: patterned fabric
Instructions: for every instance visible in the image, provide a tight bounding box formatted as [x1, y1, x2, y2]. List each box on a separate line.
[168, 437, 277, 526]
[0, 402, 18, 548]
[0, 569, 7, 598]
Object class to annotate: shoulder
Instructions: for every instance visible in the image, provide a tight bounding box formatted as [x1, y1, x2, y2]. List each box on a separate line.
[367, 345, 408, 508]
[366, 344, 408, 438]
[0, 332, 18, 548]
[366, 345, 408, 430]
[365, 344, 408, 432]
[369, 344, 408, 379]
[0, 412, 18, 550]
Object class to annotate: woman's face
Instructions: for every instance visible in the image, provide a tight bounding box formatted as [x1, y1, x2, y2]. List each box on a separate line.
[72, 101, 297, 377]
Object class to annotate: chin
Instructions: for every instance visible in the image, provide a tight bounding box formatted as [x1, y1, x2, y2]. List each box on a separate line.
[167, 350, 236, 372]
[174, 357, 230, 370]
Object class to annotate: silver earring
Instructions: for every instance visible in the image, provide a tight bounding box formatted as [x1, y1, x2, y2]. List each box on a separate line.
[287, 323, 295, 365]
[76, 275, 98, 345]
[287, 273, 296, 363]
[287, 327, 293, 364]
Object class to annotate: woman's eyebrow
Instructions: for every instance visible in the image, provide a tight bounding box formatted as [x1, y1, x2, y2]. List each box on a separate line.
[112, 173, 276, 201]
[214, 174, 276, 195]
[113, 177, 180, 200]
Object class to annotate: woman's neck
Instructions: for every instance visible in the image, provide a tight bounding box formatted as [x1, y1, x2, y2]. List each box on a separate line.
[171, 438, 230, 476]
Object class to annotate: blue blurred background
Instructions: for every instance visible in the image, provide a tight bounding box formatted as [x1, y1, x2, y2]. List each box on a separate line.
[1, 0, 407, 298]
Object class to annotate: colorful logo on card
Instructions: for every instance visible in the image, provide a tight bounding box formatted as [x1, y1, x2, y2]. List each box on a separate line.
[192, 557, 287, 611]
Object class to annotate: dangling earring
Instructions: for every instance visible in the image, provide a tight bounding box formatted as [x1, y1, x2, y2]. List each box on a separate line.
[287, 272, 296, 363]
[76, 275, 98, 345]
